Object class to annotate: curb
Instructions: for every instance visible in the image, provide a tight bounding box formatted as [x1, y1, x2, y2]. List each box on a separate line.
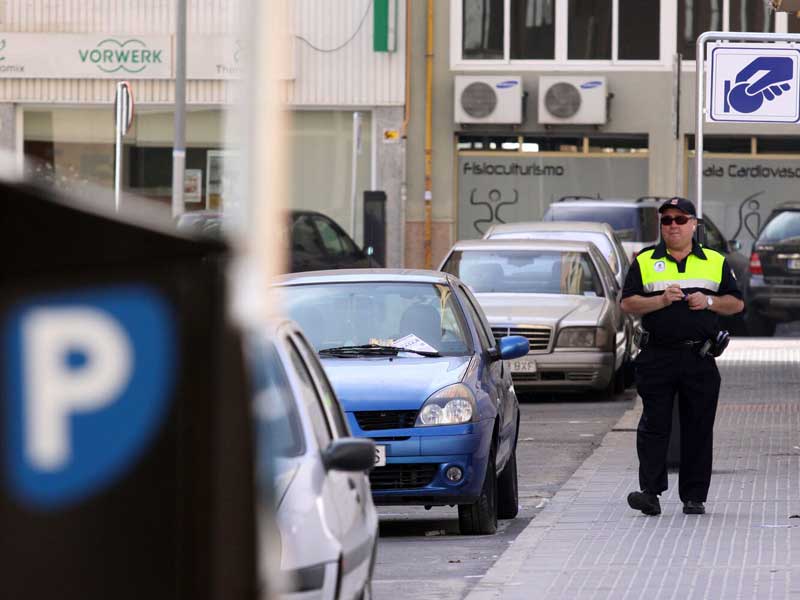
[465, 398, 643, 600]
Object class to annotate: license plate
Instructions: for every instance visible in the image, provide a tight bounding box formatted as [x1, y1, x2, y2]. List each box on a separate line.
[789, 259, 800, 270]
[374, 445, 386, 467]
[511, 358, 537, 373]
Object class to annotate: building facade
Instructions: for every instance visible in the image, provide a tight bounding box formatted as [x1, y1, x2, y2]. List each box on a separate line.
[3, 0, 408, 266]
[404, 0, 800, 269]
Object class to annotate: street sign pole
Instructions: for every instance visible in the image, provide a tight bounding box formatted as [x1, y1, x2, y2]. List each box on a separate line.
[695, 31, 800, 240]
[114, 81, 134, 212]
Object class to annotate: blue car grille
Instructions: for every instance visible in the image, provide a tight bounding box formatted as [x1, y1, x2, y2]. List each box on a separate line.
[369, 464, 438, 490]
[355, 410, 418, 430]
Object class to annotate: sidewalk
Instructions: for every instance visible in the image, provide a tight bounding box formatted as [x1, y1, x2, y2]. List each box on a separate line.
[468, 339, 800, 600]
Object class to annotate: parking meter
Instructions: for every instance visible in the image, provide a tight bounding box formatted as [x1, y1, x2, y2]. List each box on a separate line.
[0, 182, 261, 600]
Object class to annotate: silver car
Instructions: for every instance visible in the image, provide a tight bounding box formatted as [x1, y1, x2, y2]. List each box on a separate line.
[439, 239, 630, 395]
[482, 220, 630, 289]
[251, 320, 379, 600]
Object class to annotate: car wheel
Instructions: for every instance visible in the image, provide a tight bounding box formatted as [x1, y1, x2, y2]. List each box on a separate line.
[458, 443, 498, 535]
[497, 444, 519, 519]
[745, 311, 776, 336]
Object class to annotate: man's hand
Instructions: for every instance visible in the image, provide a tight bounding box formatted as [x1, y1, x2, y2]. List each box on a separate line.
[661, 284, 685, 306]
[686, 291, 708, 311]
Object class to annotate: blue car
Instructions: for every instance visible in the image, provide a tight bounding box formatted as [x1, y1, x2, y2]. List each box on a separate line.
[275, 269, 529, 535]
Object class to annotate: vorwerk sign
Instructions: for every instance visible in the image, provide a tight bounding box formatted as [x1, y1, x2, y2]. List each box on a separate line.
[78, 38, 164, 74]
[0, 33, 171, 79]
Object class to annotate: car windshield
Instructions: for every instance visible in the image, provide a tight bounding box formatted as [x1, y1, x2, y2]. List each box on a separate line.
[758, 210, 800, 244]
[283, 282, 471, 356]
[488, 231, 618, 273]
[546, 205, 658, 242]
[441, 250, 605, 297]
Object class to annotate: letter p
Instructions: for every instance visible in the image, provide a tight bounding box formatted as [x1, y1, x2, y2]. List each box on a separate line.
[21, 307, 133, 471]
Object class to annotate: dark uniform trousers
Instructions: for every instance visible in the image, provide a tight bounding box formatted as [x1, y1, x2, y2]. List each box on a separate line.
[635, 345, 721, 502]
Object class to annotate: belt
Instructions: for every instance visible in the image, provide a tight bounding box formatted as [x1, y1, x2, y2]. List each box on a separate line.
[649, 339, 704, 349]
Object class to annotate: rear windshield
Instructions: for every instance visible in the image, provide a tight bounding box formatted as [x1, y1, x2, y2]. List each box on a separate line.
[758, 210, 800, 244]
[545, 205, 659, 242]
[441, 250, 605, 297]
[488, 231, 618, 274]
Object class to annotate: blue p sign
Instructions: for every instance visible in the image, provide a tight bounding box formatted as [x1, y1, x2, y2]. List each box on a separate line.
[3, 285, 176, 509]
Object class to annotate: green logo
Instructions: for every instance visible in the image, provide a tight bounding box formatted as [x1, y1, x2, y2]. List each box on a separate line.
[78, 38, 163, 73]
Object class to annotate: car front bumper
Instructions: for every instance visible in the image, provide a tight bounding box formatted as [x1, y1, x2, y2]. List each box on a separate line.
[508, 350, 615, 390]
[347, 416, 494, 506]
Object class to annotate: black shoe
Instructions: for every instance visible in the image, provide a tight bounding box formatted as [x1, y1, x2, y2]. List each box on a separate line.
[683, 501, 705, 515]
[627, 491, 661, 516]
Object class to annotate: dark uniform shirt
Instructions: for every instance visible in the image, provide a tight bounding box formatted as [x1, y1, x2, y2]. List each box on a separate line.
[621, 240, 742, 344]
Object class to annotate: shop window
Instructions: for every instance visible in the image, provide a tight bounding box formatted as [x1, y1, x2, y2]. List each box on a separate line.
[523, 136, 582, 152]
[588, 135, 649, 154]
[687, 135, 753, 154]
[510, 0, 556, 59]
[678, 0, 774, 61]
[568, 0, 611, 60]
[756, 137, 800, 154]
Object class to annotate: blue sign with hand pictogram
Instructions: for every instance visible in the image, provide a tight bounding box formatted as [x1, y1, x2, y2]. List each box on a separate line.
[708, 44, 800, 123]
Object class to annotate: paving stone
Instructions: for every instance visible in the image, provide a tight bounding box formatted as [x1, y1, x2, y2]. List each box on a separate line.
[465, 340, 800, 600]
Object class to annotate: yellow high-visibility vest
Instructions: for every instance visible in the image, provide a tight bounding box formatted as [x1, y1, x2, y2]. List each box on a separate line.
[636, 246, 726, 294]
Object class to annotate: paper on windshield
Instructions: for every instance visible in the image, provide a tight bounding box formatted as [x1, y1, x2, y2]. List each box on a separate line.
[392, 334, 437, 353]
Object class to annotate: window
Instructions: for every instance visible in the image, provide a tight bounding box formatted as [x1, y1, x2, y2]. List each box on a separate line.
[510, 0, 555, 59]
[459, 0, 660, 63]
[618, 0, 660, 60]
[678, 0, 774, 61]
[292, 333, 351, 439]
[458, 285, 495, 349]
[568, 0, 611, 60]
[463, 0, 504, 59]
[286, 340, 332, 447]
[314, 216, 358, 257]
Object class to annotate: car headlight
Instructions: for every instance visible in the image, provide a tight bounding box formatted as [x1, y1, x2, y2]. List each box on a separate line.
[557, 327, 610, 349]
[415, 383, 476, 427]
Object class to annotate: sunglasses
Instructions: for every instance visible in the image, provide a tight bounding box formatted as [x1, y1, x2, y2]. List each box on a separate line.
[660, 215, 693, 226]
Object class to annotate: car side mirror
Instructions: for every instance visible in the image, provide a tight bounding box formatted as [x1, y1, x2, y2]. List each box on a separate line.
[322, 438, 376, 472]
[728, 239, 742, 252]
[494, 335, 529, 361]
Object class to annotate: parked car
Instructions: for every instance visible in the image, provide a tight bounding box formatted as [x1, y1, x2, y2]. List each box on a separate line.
[250, 320, 378, 600]
[543, 197, 662, 260]
[439, 239, 630, 396]
[542, 197, 748, 280]
[276, 269, 530, 535]
[483, 220, 630, 289]
[744, 202, 800, 336]
[177, 209, 380, 272]
[290, 210, 380, 272]
[482, 220, 639, 372]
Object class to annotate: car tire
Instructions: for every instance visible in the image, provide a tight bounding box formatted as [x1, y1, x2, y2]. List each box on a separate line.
[458, 444, 498, 535]
[745, 311, 776, 337]
[497, 443, 519, 519]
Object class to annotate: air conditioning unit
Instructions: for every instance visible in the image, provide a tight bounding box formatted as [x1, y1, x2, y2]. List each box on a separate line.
[538, 76, 608, 125]
[454, 75, 523, 124]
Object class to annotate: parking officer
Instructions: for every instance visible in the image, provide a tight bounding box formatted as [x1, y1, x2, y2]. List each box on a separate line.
[620, 197, 744, 516]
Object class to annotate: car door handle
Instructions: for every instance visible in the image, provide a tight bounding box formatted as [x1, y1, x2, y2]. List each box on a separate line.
[348, 477, 357, 490]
